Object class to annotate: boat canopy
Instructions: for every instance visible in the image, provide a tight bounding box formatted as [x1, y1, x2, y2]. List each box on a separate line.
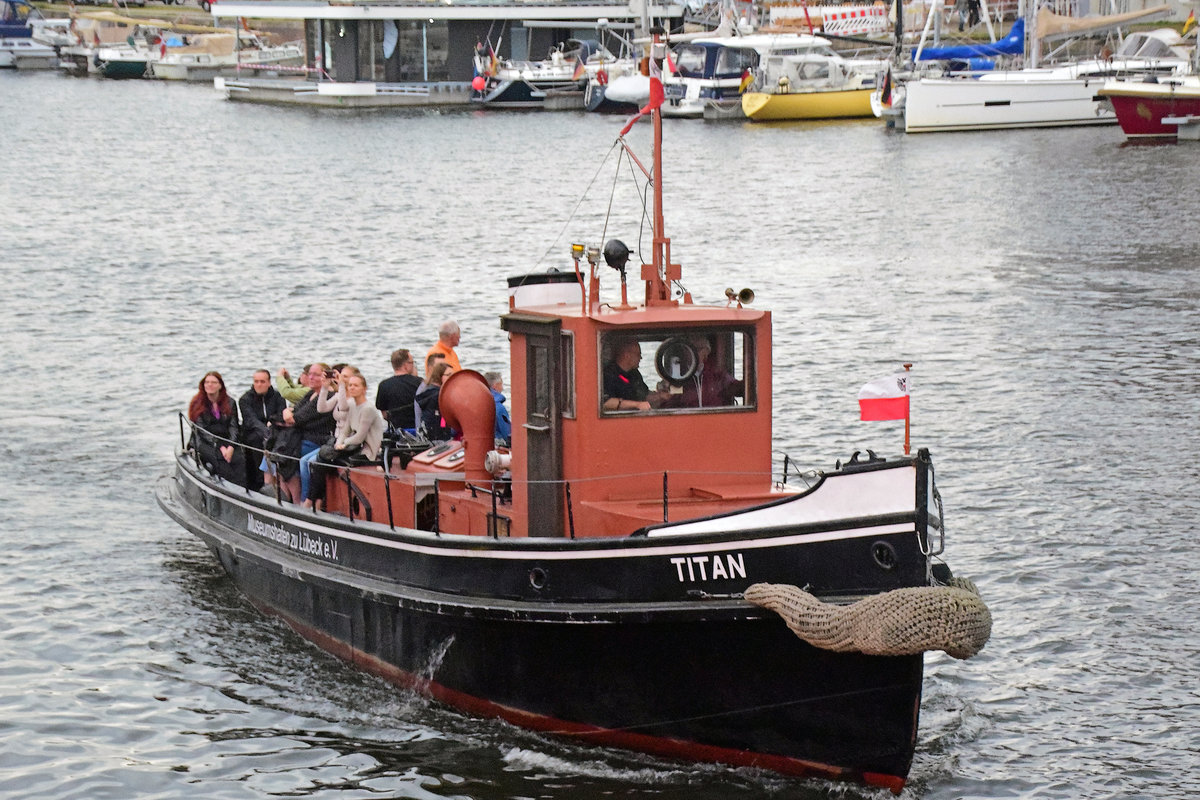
[913, 17, 1024, 61]
[1036, 4, 1171, 41]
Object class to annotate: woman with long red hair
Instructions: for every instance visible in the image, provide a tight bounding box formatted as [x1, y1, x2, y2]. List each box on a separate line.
[188, 371, 245, 486]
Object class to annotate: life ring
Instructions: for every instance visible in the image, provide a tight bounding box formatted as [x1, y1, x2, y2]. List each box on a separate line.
[597, 69, 608, 86]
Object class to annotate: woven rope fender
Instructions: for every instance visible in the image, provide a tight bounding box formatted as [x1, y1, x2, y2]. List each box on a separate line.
[743, 578, 992, 659]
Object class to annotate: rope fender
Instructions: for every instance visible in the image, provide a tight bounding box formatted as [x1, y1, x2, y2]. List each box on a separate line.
[744, 577, 992, 660]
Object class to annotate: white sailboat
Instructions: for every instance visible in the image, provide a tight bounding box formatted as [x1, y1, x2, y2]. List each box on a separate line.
[877, 2, 1187, 133]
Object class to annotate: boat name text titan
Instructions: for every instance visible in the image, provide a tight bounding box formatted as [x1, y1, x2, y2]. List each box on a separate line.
[670, 553, 747, 582]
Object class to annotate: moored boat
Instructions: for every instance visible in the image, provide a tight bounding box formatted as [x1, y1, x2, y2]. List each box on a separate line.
[880, 8, 1191, 133]
[156, 29, 990, 793]
[473, 37, 633, 108]
[1100, 73, 1200, 138]
[0, 0, 63, 69]
[741, 49, 885, 120]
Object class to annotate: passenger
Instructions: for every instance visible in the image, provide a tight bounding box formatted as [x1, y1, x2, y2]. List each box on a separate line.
[602, 340, 666, 411]
[306, 373, 385, 511]
[238, 368, 286, 490]
[416, 361, 455, 440]
[275, 363, 315, 404]
[262, 363, 323, 495]
[666, 335, 744, 408]
[272, 362, 336, 503]
[375, 348, 422, 431]
[426, 319, 463, 376]
[413, 352, 446, 427]
[298, 364, 357, 503]
[187, 371, 246, 486]
[484, 371, 512, 446]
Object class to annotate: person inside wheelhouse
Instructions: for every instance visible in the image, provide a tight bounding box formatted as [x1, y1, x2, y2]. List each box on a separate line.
[600, 329, 752, 415]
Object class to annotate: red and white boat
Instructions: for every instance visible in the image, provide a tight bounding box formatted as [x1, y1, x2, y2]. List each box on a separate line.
[1101, 74, 1200, 139]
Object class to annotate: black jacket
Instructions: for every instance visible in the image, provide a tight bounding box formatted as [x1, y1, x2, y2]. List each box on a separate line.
[375, 373, 422, 429]
[415, 385, 452, 440]
[292, 389, 335, 444]
[238, 386, 287, 447]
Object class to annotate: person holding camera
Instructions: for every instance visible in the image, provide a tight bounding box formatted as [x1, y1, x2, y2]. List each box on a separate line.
[273, 362, 336, 503]
[305, 370, 383, 512]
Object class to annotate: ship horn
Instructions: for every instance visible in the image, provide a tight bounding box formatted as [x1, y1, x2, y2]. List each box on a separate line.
[439, 370, 495, 484]
[725, 287, 755, 306]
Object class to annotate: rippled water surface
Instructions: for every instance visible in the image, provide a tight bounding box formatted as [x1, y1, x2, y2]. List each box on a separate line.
[2, 70, 1199, 799]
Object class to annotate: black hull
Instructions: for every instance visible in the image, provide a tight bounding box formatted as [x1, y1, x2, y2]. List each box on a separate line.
[476, 78, 583, 108]
[157, 454, 937, 790]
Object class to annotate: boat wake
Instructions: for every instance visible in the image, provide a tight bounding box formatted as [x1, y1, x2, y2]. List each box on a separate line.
[500, 745, 692, 783]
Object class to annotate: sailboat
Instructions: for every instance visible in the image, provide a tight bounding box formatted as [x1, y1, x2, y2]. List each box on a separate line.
[157, 27, 990, 794]
[876, 2, 1188, 132]
[1100, 27, 1200, 139]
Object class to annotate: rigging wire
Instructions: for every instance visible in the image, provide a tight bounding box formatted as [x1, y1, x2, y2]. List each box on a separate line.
[535, 136, 652, 271]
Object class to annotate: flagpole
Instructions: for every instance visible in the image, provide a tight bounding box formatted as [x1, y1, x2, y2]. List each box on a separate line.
[903, 362, 912, 455]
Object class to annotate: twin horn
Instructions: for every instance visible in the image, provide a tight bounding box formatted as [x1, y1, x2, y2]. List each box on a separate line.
[724, 287, 755, 306]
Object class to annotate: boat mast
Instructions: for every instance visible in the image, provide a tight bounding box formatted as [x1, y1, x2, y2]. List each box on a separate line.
[646, 28, 675, 307]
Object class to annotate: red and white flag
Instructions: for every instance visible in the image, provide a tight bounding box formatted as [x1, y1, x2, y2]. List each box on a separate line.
[858, 373, 909, 421]
[619, 51, 665, 136]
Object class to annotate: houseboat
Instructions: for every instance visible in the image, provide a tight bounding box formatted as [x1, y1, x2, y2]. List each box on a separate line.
[207, 0, 682, 107]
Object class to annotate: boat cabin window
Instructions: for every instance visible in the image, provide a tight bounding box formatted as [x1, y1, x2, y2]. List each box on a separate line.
[599, 330, 755, 415]
[1115, 33, 1172, 59]
[715, 47, 759, 78]
[673, 44, 709, 77]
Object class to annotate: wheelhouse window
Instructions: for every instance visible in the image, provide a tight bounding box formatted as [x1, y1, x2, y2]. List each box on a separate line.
[599, 329, 754, 415]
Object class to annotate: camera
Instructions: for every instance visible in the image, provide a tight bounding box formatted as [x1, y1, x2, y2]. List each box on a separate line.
[324, 369, 337, 379]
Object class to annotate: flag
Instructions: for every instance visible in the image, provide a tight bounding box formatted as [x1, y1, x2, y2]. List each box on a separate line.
[880, 65, 892, 107]
[738, 68, 754, 93]
[571, 59, 585, 81]
[160, 36, 167, 58]
[618, 52, 665, 136]
[858, 373, 910, 421]
[1184, 10, 1195, 35]
[665, 50, 677, 75]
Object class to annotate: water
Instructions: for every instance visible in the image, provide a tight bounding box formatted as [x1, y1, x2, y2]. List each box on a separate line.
[2, 70, 1199, 799]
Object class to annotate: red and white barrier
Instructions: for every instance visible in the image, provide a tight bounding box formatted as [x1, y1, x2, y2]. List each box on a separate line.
[768, 4, 889, 36]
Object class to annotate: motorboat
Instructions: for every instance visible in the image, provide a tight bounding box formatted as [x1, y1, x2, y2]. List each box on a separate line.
[150, 32, 303, 81]
[741, 48, 887, 120]
[157, 30, 990, 793]
[0, 0, 64, 69]
[661, 33, 847, 118]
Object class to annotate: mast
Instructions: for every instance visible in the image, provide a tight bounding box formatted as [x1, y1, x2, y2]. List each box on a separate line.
[646, 28, 676, 307]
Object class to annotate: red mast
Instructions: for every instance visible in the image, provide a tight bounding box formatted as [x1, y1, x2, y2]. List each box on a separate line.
[619, 29, 679, 308]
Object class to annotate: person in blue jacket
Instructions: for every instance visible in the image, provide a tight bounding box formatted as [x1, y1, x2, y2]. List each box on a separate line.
[484, 371, 512, 446]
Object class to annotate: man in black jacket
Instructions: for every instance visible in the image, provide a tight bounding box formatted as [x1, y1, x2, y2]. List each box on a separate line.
[375, 348, 422, 431]
[238, 369, 287, 490]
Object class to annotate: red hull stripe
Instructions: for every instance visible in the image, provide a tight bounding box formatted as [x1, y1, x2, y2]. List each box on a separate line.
[255, 601, 907, 795]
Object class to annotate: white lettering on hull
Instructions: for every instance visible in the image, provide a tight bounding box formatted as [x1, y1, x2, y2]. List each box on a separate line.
[669, 553, 746, 582]
[246, 513, 340, 563]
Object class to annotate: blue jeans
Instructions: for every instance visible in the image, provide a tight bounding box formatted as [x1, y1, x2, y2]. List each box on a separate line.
[298, 439, 321, 500]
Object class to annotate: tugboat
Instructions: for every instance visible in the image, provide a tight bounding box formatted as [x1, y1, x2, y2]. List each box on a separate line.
[157, 30, 989, 794]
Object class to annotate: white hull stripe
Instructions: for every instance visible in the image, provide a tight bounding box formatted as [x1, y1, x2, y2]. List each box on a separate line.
[182, 468, 915, 562]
